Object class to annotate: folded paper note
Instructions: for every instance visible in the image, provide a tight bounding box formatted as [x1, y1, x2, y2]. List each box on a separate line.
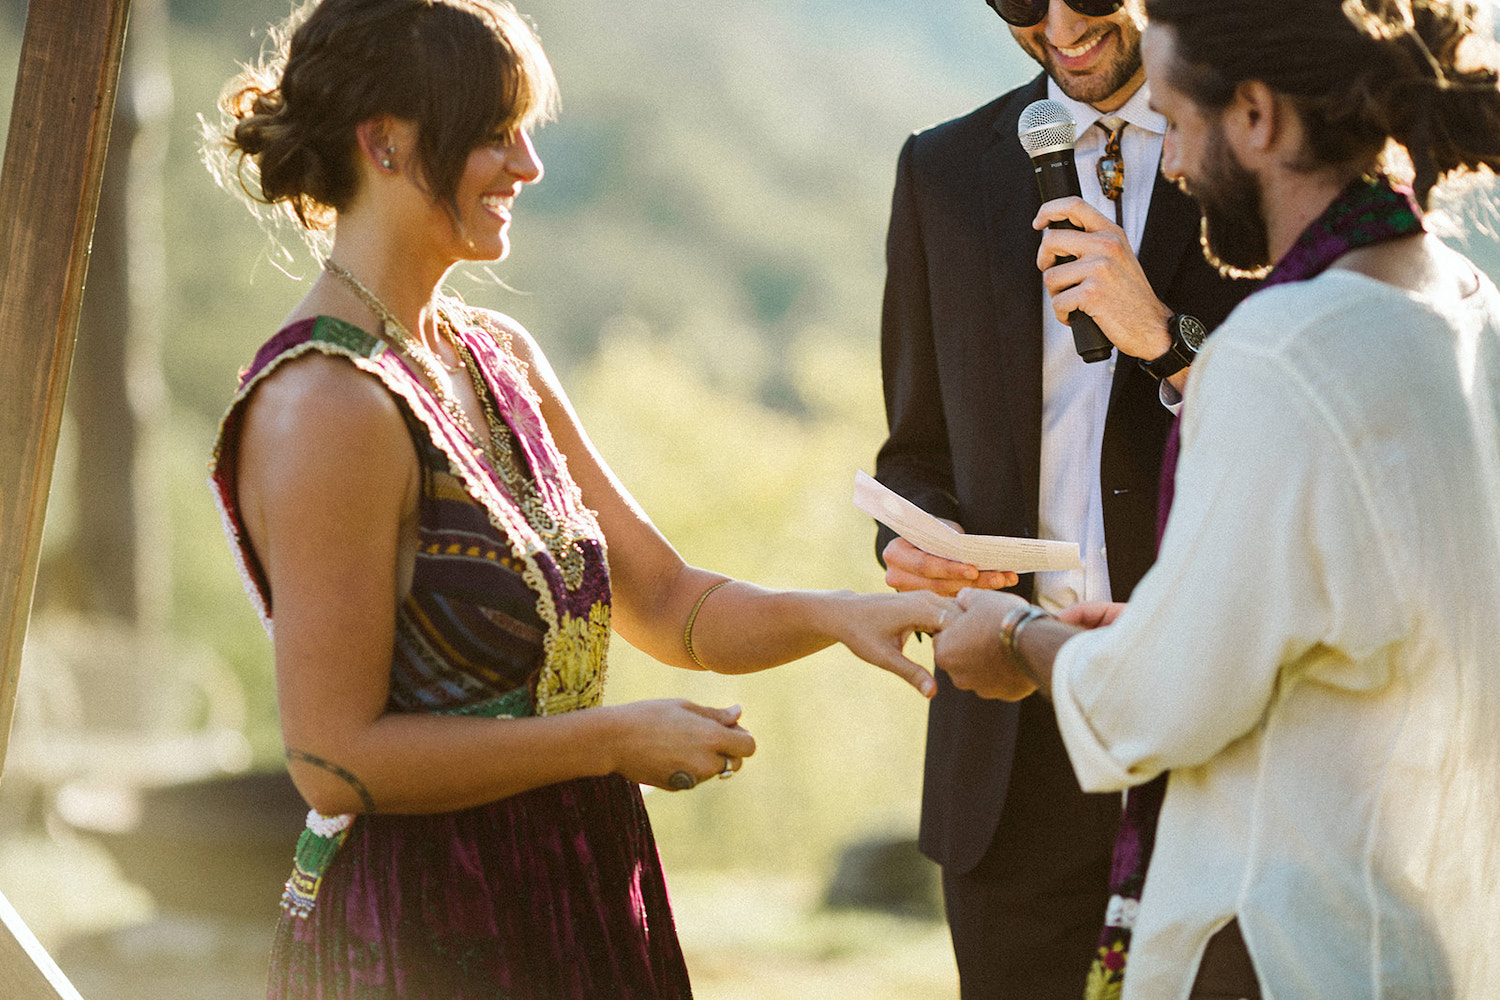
[854, 470, 1082, 573]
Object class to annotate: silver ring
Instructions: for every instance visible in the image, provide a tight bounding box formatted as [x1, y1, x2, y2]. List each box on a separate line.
[938, 609, 950, 629]
[718, 756, 735, 779]
[667, 770, 696, 791]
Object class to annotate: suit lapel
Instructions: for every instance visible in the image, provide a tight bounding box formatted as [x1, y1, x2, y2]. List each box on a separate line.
[981, 76, 1048, 528]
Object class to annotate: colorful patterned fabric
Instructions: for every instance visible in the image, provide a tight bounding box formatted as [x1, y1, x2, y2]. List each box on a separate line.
[210, 312, 691, 998]
[1084, 175, 1424, 1000]
[267, 775, 687, 1000]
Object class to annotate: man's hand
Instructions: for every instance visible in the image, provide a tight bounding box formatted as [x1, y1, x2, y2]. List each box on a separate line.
[1033, 196, 1175, 363]
[931, 589, 1037, 701]
[883, 523, 1019, 597]
[1056, 600, 1126, 630]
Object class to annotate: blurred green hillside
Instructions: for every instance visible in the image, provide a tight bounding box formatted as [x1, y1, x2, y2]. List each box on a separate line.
[0, 0, 1040, 879]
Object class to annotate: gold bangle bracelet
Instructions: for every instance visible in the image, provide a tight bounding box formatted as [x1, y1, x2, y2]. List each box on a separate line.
[684, 580, 731, 670]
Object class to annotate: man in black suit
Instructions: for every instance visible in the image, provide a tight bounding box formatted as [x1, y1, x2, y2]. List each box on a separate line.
[874, 2, 1253, 997]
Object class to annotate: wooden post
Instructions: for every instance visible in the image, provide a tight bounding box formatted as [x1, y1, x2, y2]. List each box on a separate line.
[0, 0, 132, 997]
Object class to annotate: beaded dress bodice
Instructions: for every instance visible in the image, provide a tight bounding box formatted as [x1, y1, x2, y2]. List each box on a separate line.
[210, 311, 612, 720]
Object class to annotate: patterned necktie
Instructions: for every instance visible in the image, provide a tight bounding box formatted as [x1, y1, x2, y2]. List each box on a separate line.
[1096, 117, 1125, 227]
[1082, 174, 1425, 1000]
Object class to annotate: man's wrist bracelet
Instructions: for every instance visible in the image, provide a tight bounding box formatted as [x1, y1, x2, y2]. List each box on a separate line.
[1000, 603, 1050, 659]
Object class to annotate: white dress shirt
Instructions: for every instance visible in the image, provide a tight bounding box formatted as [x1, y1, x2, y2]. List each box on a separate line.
[1034, 80, 1166, 611]
[1052, 268, 1500, 999]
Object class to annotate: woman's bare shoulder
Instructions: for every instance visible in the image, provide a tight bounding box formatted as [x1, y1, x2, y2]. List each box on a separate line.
[240, 350, 411, 469]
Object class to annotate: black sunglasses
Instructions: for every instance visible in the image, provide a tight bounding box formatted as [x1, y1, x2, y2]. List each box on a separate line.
[988, 0, 1125, 28]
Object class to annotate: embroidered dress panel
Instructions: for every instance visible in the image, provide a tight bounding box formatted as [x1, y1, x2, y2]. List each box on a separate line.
[389, 433, 550, 713]
[210, 313, 612, 718]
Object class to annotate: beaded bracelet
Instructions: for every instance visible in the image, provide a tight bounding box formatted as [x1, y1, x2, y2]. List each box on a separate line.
[684, 580, 731, 669]
[1000, 602, 1050, 660]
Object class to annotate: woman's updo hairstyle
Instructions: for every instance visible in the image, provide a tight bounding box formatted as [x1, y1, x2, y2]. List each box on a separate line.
[1144, 0, 1500, 209]
[213, 0, 557, 230]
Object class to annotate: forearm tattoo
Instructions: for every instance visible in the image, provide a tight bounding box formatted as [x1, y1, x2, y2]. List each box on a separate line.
[286, 748, 377, 813]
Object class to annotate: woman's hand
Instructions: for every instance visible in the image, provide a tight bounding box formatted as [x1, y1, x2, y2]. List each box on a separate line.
[602, 700, 757, 790]
[822, 590, 959, 699]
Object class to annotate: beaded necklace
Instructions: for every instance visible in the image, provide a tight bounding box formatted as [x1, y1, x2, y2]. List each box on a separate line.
[322, 259, 477, 437]
[449, 333, 589, 589]
[321, 259, 589, 589]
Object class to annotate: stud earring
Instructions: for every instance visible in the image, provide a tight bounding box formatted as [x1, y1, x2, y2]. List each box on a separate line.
[380, 146, 395, 170]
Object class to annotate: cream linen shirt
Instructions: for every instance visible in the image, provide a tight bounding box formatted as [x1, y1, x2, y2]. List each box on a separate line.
[1052, 266, 1500, 999]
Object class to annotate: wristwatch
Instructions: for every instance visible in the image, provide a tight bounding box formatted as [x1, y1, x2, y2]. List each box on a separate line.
[1139, 313, 1208, 380]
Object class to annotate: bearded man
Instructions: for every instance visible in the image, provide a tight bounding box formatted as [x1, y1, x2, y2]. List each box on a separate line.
[934, 2, 1500, 997]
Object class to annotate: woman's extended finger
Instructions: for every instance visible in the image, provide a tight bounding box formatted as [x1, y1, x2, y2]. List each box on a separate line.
[870, 647, 938, 699]
[710, 721, 756, 761]
[925, 594, 963, 633]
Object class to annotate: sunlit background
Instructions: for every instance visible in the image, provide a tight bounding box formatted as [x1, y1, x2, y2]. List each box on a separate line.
[5, 1, 1500, 997]
[0, 1, 1035, 996]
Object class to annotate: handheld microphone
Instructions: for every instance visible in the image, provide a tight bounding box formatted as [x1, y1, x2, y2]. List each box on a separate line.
[1017, 99, 1113, 363]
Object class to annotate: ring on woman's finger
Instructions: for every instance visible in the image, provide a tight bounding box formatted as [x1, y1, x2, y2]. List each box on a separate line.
[667, 770, 696, 791]
[718, 756, 735, 779]
[937, 609, 950, 630]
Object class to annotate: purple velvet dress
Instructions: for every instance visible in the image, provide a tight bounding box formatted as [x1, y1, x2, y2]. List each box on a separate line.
[211, 312, 692, 999]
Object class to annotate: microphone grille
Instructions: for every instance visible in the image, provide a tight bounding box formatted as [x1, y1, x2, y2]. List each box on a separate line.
[1018, 99, 1078, 156]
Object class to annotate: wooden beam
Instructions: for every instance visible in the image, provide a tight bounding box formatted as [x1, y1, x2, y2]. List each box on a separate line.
[0, 0, 132, 996]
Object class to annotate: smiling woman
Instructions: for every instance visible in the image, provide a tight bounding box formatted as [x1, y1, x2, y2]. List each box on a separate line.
[199, 1, 954, 997]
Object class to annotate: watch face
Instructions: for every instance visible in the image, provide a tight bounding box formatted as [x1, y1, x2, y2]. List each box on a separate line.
[1178, 314, 1209, 351]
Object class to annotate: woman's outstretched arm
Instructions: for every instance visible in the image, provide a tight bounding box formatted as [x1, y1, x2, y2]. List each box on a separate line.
[504, 317, 953, 697]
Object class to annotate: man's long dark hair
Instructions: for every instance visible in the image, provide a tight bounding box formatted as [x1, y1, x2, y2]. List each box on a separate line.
[1145, 0, 1500, 208]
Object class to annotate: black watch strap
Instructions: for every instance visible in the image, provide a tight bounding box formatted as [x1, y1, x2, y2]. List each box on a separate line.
[1139, 313, 1207, 381]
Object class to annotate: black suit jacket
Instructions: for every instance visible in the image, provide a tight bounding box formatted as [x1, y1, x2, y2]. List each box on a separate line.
[875, 75, 1253, 873]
